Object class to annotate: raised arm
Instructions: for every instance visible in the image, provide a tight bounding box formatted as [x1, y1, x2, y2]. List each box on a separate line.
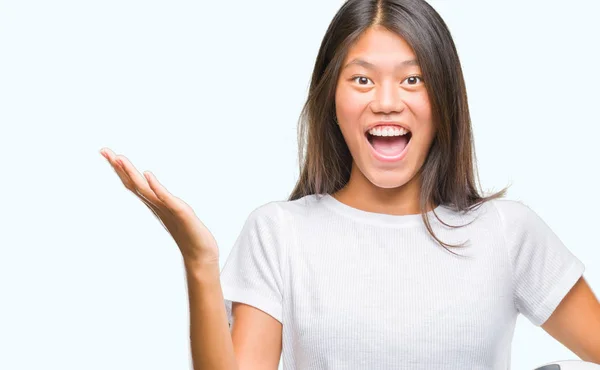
[101, 147, 282, 369]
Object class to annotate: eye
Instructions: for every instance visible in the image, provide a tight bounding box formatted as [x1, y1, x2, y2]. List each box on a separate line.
[351, 76, 374, 86]
[403, 75, 423, 85]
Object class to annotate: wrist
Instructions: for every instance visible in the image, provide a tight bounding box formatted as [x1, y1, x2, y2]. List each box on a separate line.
[184, 258, 220, 279]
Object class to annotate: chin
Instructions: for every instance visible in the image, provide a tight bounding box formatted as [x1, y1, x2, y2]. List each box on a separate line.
[363, 168, 415, 190]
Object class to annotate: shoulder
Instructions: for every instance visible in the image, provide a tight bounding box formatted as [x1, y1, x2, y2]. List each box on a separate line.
[243, 194, 330, 241]
[485, 198, 559, 250]
[486, 198, 538, 226]
[251, 194, 322, 221]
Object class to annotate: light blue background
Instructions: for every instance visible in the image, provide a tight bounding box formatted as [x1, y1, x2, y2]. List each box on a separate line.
[1, 0, 598, 369]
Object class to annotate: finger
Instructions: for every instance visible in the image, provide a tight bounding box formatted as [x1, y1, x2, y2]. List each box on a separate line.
[101, 148, 132, 187]
[114, 155, 165, 208]
[101, 148, 174, 232]
[143, 170, 188, 215]
[101, 148, 166, 215]
[118, 160, 171, 215]
[143, 199, 172, 232]
[103, 150, 136, 191]
[139, 172, 183, 232]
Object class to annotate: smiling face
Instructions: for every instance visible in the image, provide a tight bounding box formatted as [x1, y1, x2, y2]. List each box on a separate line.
[335, 25, 436, 197]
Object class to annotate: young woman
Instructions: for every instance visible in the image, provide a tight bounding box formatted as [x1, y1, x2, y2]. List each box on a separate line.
[100, 0, 600, 368]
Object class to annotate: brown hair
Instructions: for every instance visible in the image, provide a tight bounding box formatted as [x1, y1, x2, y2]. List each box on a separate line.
[288, 0, 509, 255]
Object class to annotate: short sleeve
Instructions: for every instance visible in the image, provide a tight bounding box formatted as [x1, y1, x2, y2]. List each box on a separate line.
[219, 204, 285, 327]
[495, 199, 585, 326]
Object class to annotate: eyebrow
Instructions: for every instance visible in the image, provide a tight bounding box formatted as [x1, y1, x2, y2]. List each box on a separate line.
[343, 58, 420, 71]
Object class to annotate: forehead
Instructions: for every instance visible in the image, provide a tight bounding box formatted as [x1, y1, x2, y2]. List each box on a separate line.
[343, 26, 418, 69]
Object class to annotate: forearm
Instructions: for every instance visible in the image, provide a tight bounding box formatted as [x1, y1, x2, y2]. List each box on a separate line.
[185, 261, 237, 370]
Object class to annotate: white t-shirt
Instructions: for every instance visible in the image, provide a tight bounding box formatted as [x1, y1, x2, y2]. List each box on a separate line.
[219, 194, 585, 369]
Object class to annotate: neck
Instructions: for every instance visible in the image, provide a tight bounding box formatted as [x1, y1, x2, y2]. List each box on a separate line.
[331, 162, 435, 216]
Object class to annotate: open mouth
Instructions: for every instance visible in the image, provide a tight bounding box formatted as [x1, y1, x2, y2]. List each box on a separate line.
[365, 130, 412, 158]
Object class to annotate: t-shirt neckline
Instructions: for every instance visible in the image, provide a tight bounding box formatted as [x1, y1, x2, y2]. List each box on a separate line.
[319, 193, 446, 227]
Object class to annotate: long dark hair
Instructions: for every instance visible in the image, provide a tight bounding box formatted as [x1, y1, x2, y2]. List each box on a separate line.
[288, 0, 509, 255]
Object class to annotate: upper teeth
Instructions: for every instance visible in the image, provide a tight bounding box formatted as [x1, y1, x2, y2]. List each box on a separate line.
[368, 126, 409, 137]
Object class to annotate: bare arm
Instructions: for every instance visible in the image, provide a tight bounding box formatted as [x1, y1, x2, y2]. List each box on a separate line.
[186, 261, 237, 370]
[98, 149, 281, 368]
[541, 276, 600, 363]
[231, 302, 283, 370]
[185, 261, 283, 370]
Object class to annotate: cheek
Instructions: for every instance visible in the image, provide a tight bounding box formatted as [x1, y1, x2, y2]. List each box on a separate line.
[335, 87, 366, 122]
[409, 92, 432, 121]
[408, 93, 435, 138]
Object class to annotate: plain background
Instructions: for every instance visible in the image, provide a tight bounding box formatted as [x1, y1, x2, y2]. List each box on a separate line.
[1, 0, 598, 369]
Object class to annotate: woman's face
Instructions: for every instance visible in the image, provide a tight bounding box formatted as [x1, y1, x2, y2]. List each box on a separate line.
[335, 25, 436, 190]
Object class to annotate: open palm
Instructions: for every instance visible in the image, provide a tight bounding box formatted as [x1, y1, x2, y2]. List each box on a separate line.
[100, 147, 219, 266]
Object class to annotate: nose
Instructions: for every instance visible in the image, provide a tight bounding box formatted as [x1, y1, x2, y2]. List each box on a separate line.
[370, 81, 406, 115]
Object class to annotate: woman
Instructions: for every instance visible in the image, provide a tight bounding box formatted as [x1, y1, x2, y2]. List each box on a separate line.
[100, 0, 600, 368]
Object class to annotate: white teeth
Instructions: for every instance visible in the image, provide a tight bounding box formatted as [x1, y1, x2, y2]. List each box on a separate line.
[368, 126, 409, 137]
